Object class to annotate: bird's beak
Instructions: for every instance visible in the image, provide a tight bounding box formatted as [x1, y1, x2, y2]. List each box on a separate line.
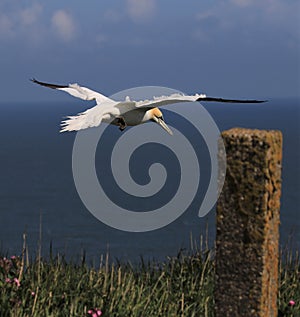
[153, 117, 173, 135]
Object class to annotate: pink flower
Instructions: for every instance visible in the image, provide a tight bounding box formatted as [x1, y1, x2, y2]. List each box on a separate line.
[5, 278, 11, 283]
[13, 277, 20, 287]
[87, 308, 102, 316]
[87, 310, 97, 317]
[289, 300, 295, 306]
[10, 256, 17, 260]
[31, 291, 35, 297]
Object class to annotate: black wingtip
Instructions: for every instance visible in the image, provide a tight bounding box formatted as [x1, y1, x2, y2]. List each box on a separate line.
[30, 78, 68, 89]
[197, 96, 268, 103]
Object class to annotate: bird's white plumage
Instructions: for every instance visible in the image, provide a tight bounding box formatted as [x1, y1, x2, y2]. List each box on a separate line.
[57, 83, 114, 104]
[32, 79, 265, 134]
[58, 89, 207, 132]
[135, 93, 206, 108]
[60, 103, 117, 132]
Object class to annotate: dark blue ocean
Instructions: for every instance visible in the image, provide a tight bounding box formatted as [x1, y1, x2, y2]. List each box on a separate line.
[0, 98, 299, 262]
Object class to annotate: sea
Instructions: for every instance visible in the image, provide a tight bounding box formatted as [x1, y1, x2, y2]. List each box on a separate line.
[0, 98, 299, 263]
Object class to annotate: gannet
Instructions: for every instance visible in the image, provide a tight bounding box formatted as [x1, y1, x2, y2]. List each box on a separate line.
[31, 79, 265, 135]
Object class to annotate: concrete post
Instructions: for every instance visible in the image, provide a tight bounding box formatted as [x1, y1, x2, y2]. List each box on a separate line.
[215, 128, 283, 317]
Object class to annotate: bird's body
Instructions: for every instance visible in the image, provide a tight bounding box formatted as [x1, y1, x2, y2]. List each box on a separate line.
[32, 79, 266, 135]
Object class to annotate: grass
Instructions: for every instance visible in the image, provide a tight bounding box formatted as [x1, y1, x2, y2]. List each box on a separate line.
[0, 239, 299, 317]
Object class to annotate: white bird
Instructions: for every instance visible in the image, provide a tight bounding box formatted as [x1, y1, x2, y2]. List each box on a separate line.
[31, 79, 266, 135]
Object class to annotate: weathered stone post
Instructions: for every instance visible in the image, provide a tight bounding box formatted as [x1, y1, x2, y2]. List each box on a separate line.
[215, 128, 283, 317]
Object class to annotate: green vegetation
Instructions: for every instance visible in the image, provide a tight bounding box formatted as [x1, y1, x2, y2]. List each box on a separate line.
[0, 243, 299, 316]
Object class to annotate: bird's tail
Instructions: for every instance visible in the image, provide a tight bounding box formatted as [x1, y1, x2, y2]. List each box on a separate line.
[60, 106, 104, 132]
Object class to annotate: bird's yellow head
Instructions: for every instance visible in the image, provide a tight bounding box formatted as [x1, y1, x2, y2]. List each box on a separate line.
[149, 108, 173, 135]
[151, 108, 163, 118]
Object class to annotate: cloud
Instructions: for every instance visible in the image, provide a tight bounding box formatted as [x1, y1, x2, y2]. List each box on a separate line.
[0, 13, 13, 37]
[0, 3, 43, 39]
[103, 9, 122, 23]
[230, 0, 253, 7]
[20, 3, 42, 26]
[193, 0, 299, 44]
[51, 10, 76, 41]
[127, 0, 156, 22]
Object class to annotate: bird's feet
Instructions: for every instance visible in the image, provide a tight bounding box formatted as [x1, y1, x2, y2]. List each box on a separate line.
[116, 117, 127, 131]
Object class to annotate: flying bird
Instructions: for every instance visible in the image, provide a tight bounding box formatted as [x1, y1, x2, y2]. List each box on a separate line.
[31, 79, 266, 135]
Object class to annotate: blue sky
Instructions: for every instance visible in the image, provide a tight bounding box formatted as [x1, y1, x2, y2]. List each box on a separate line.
[0, 0, 299, 102]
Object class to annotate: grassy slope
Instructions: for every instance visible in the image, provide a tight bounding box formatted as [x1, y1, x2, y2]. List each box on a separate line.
[0, 247, 299, 317]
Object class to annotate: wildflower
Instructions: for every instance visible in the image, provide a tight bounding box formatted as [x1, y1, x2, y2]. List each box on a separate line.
[87, 308, 102, 317]
[13, 277, 21, 287]
[0, 257, 11, 272]
[31, 291, 35, 297]
[288, 300, 295, 306]
[10, 256, 17, 260]
[5, 278, 11, 283]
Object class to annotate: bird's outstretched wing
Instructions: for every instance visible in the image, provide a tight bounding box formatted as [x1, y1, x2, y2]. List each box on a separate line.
[135, 93, 205, 108]
[31, 78, 114, 104]
[134, 93, 266, 108]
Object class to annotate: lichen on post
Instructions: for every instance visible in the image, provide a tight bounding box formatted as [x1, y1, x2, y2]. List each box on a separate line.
[215, 128, 283, 317]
